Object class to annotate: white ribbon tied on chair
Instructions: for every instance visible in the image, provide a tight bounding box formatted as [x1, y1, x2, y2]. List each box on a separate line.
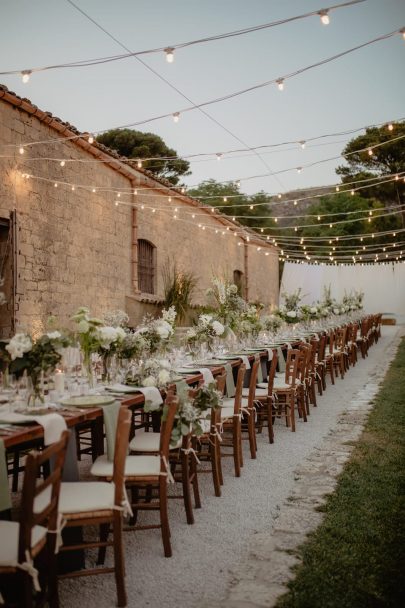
[17, 550, 41, 592]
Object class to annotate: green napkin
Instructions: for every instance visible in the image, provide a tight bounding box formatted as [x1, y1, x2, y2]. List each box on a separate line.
[277, 347, 286, 373]
[225, 363, 236, 398]
[255, 355, 264, 383]
[0, 438, 11, 511]
[101, 401, 121, 462]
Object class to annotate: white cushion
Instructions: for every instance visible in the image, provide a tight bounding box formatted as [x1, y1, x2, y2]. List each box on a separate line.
[59, 481, 116, 514]
[220, 406, 235, 419]
[221, 398, 235, 409]
[90, 455, 161, 478]
[0, 521, 47, 566]
[256, 382, 268, 389]
[242, 388, 268, 398]
[129, 430, 182, 452]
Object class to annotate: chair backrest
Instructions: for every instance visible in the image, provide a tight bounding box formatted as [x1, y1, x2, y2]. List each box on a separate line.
[317, 334, 327, 360]
[299, 343, 313, 379]
[20, 431, 70, 563]
[215, 371, 227, 396]
[233, 364, 246, 415]
[113, 407, 132, 508]
[159, 391, 179, 463]
[284, 349, 301, 386]
[266, 351, 278, 395]
[335, 327, 347, 350]
[247, 359, 260, 408]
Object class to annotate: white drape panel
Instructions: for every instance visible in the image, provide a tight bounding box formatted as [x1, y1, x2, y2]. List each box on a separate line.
[280, 262, 405, 314]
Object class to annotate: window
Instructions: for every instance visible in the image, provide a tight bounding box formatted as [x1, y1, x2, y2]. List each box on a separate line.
[138, 239, 156, 294]
[233, 269, 244, 296]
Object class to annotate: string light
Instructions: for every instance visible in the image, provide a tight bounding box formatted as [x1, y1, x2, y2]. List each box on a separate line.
[299, 141, 306, 149]
[276, 78, 284, 91]
[294, 200, 298, 206]
[351, 189, 355, 195]
[216, 153, 222, 161]
[137, 160, 142, 168]
[21, 70, 31, 83]
[318, 10, 330, 25]
[92, 188, 96, 193]
[250, 205, 254, 210]
[223, 197, 227, 202]
[168, 196, 172, 202]
[173, 112, 180, 123]
[18, 146, 24, 155]
[60, 160, 65, 167]
[88, 134, 94, 144]
[297, 167, 303, 174]
[164, 47, 174, 63]
[71, 186, 75, 191]
[368, 148, 373, 156]
[54, 182, 58, 188]
[336, 186, 340, 192]
[115, 201, 119, 207]
[117, 192, 121, 197]
[388, 123, 394, 131]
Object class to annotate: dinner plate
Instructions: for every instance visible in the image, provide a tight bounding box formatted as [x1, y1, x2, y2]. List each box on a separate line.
[59, 395, 115, 408]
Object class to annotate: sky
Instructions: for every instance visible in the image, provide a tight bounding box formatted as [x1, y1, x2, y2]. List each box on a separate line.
[0, 0, 404, 196]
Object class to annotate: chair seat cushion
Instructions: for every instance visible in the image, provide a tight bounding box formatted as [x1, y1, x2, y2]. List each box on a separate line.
[241, 388, 268, 398]
[256, 382, 268, 389]
[0, 521, 47, 566]
[129, 431, 181, 453]
[90, 455, 161, 479]
[220, 406, 236, 419]
[59, 481, 116, 514]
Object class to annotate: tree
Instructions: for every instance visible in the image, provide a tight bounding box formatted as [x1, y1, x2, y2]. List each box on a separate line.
[286, 192, 402, 261]
[336, 122, 405, 207]
[97, 128, 191, 185]
[187, 179, 277, 230]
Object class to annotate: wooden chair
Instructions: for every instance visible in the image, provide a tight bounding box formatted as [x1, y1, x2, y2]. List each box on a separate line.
[129, 388, 200, 525]
[240, 359, 260, 459]
[192, 372, 226, 497]
[331, 327, 347, 379]
[0, 431, 69, 608]
[218, 364, 246, 476]
[271, 349, 303, 432]
[255, 351, 279, 443]
[58, 408, 131, 606]
[89, 395, 178, 559]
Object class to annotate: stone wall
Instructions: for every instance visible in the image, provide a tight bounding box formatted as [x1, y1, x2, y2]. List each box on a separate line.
[0, 95, 279, 334]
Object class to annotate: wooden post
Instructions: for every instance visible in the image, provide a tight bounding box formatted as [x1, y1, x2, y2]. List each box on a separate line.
[130, 182, 140, 294]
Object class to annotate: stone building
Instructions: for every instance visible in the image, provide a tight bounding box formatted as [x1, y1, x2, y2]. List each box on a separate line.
[0, 84, 279, 338]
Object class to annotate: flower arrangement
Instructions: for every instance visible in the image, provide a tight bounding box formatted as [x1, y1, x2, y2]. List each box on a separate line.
[135, 307, 176, 355]
[4, 331, 70, 403]
[116, 332, 147, 361]
[275, 289, 303, 324]
[126, 358, 174, 389]
[236, 305, 262, 338]
[300, 305, 321, 321]
[186, 314, 225, 349]
[206, 276, 247, 329]
[260, 314, 283, 334]
[342, 290, 364, 311]
[102, 309, 129, 328]
[155, 381, 223, 448]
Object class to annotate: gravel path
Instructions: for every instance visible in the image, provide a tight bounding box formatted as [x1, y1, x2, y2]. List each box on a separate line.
[60, 326, 402, 608]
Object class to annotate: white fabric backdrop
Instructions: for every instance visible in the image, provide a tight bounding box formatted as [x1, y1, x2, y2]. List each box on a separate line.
[280, 262, 405, 315]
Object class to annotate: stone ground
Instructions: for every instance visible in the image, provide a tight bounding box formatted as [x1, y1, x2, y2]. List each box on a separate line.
[60, 326, 404, 608]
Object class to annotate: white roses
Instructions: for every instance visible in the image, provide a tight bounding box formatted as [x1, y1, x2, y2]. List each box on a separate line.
[6, 333, 32, 360]
[286, 310, 297, 319]
[97, 326, 126, 349]
[212, 320, 225, 336]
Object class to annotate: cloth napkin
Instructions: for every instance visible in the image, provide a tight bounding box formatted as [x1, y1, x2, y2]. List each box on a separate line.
[277, 347, 286, 373]
[106, 384, 163, 409]
[0, 412, 67, 446]
[255, 355, 264, 383]
[0, 438, 11, 512]
[176, 367, 214, 385]
[224, 363, 236, 398]
[101, 401, 121, 462]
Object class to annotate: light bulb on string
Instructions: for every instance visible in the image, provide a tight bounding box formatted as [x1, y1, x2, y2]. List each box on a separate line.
[317, 215, 321, 221]
[137, 160, 142, 169]
[60, 160, 65, 167]
[168, 196, 172, 202]
[368, 148, 373, 156]
[297, 167, 303, 174]
[164, 47, 175, 63]
[71, 186, 75, 191]
[172, 112, 180, 123]
[351, 189, 355, 195]
[336, 186, 340, 192]
[134, 189, 138, 195]
[277, 194, 282, 199]
[395, 174, 399, 181]
[276, 78, 284, 91]
[318, 10, 330, 25]
[294, 227, 298, 232]
[223, 197, 227, 202]
[117, 193, 121, 198]
[236, 180, 241, 188]
[54, 182, 58, 188]
[115, 201, 119, 207]
[299, 141, 306, 149]
[216, 153, 222, 161]
[387, 123, 394, 131]
[294, 200, 297, 206]
[92, 188, 96, 193]
[88, 134, 94, 144]
[250, 205, 254, 210]
[19, 146, 24, 155]
[21, 70, 31, 83]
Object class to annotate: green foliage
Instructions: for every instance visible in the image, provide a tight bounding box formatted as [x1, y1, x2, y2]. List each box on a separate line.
[187, 179, 277, 230]
[336, 121, 405, 206]
[96, 128, 191, 185]
[162, 260, 197, 324]
[276, 338, 405, 608]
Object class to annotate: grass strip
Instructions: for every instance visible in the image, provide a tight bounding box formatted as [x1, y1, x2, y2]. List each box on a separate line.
[276, 337, 405, 608]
